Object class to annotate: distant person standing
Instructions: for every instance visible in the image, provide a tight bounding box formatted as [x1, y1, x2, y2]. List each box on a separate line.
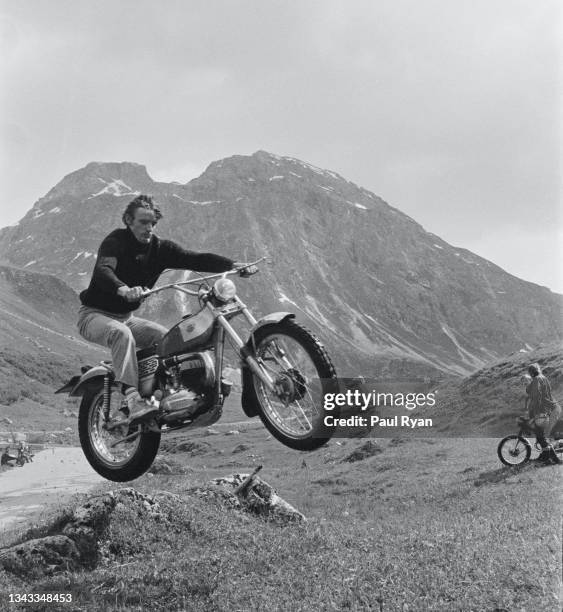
[526, 363, 562, 465]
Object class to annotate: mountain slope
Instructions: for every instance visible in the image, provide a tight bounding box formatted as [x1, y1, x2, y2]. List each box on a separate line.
[0, 151, 561, 378]
[0, 266, 104, 428]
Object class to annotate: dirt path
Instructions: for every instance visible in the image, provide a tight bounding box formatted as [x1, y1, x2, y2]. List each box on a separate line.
[0, 447, 105, 532]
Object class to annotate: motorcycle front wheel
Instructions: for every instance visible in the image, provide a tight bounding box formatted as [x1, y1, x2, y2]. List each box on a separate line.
[246, 319, 338, 451]
[79, 385, 161, 482]
[497, 434, 532, 466]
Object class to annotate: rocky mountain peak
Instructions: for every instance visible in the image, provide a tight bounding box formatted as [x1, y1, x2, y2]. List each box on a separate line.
[0, 151, 561, 379]
[30, 161, 155, 214]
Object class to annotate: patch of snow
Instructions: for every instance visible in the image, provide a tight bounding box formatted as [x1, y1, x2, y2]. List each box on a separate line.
[26, 235, 32, 240]
[440, 324, 483, 367]
[433, 244, 443, 250]
[354, 203, 367, 210]
[8, 221, 19, 227]
[316, 185, 334, 192]
[235, 197, 244, 202]
[88, 178, 140, 199]
[70, 252, 84, 262]
[172, 194, 187, 201]
[282, 156, 335, 178]
[289, 172, 302, 178]
[496, 291, 506, 294]
[455, 253, 460, 257]
[77, 272, 87, 276]
[33, 210, 44, 219]
[24, 260, 36, 267]
[303, 295, 337, 333]
[247, 178, 255, 182]
[269, 176, 284, 181]
[524, 343, 533, 351]
[187, 200, 222, 206]
[48, 207, 61, 214]
[278, 291, 298, 307]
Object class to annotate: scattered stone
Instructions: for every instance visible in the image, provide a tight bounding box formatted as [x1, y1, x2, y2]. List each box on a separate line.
[161, 439, 211, 455]
[148, 456, 190, 475]
[342, 440, 382, 463]
[225, 430, 240, 436]
[388, 437, 408, 447]
[211, 473, 306, 523]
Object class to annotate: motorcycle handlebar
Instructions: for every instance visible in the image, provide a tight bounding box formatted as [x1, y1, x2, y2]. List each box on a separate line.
[139, 256, 267, 299]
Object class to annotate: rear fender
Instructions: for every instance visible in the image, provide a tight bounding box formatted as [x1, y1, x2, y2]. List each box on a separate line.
[55, 364, 113, 397]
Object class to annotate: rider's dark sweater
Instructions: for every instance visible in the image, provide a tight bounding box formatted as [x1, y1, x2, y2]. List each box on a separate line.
[79, 228, 234, 314]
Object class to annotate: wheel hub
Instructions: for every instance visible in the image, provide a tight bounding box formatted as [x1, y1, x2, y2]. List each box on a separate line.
[275, 368, 306, 403]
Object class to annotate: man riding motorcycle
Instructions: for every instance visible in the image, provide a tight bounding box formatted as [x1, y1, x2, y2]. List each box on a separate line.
[77, 194, 255, 426]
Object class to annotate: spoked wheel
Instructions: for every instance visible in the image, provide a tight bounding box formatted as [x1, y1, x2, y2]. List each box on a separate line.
[247, 319, 338, 451]
[78, 386, 160, 482]
[497, 435, 532, 466]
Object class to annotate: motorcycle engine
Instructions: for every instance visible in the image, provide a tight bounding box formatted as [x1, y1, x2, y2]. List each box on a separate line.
[160, 351, 215, 421]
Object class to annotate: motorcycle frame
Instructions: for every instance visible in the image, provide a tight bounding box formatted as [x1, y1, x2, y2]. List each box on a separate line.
[58, 259, 290, 415]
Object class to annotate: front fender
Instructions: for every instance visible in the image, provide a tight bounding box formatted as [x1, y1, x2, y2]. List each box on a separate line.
[55, 364, 113, 397]
[247, 312, 295, 338]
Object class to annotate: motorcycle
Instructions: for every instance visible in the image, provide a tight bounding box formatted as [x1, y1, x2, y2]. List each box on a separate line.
[56, 259, 338, 482]
[497, 415, 563, 466]
[1, 449, 18, 467]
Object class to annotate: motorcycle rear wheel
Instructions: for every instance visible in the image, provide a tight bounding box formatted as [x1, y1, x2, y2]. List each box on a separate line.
[79, 386, 160, 482]
[497, 434, 532, 466]
[247, 320, 338, 451]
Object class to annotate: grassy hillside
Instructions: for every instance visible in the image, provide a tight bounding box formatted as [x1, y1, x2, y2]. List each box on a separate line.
[0, 423, 561, 611]
[0, 266, 104, 432]
[427, 342, 563, 436]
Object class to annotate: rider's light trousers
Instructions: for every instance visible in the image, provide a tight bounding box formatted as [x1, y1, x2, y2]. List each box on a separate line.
[77, 305, 167, 391]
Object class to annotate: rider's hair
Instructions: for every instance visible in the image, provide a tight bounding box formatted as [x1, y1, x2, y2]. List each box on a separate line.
[122, 195, 163, 226]
[527, 363, 541, 377]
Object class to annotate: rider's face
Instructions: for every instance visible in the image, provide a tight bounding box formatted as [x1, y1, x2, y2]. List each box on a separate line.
[128, 208, 157, 244]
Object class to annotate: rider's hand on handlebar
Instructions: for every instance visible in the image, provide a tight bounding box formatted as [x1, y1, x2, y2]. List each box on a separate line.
[233, 262, 258, 278]
[117, 286, 149, 302]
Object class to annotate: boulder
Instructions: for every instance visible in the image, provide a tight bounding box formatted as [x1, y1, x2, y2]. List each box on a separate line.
[0, 535, 80, 578]
[0, 488, 162, 578]
[211, 472, 306, 523]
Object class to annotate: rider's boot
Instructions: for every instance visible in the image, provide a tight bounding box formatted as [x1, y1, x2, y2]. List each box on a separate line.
[548, 446, 562, 465]
[124, 389, 159, 422]
[107, 389, 158, 429]
[535, 447, 552, 463]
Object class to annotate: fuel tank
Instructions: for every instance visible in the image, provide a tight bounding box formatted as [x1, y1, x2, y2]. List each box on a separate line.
[159, 307, 215, 357]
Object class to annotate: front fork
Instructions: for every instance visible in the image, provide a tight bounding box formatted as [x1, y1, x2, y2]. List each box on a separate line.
[212, 303, 277, 394]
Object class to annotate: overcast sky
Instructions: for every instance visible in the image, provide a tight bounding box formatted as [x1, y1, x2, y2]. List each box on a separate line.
[1, 0, 561, 291]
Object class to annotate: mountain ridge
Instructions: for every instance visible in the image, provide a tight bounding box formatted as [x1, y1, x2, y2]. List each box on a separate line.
[0, 151, 560, 378]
